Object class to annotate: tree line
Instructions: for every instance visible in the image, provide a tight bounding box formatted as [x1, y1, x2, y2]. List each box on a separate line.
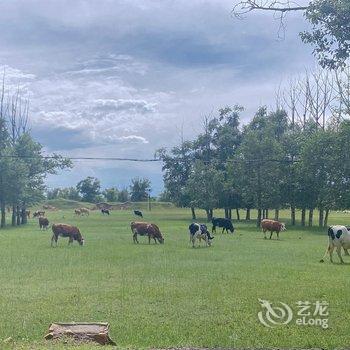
[47, 176, 152, 203]
[157, 71, 350, 227]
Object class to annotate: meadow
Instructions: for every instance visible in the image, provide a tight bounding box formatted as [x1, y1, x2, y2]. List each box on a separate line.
[0, 203, 349, 349]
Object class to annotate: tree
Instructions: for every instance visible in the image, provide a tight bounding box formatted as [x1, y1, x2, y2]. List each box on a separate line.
[103, 187, 119, 202]
[76, 177, 101, 203]
[184, 161, 224, 221]
[129, 178, 151, 202]
[233, 0, 350, 69]
[118, 188, 130, 202]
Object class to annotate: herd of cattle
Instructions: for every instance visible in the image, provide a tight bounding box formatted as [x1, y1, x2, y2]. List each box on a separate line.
[29, 207, 350, 264]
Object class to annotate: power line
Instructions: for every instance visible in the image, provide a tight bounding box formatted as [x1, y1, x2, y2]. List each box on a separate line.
[0, 155, 162, 162]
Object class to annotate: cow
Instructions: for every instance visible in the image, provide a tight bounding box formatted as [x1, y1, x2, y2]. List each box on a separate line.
[26, 210, 30, 219]
[134, 210, 143, 218]
[101, 208, 110, 215]
[33, 211, 45, 218]
[74, 209, 81, 216]
[39, 217, 49, 230]
[261, 219, 286, 240]
[51, 224, 84, 247]
[80, 208, 90, 216]
[130, 221, 164, 244]
[320, 225, 350, 264]
[189, 223, 214, 248]
[212, 217, 235, 234]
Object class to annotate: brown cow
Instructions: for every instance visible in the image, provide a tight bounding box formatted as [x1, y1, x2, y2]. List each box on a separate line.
[130, 221, 164, 244]
[80, 208, 90, 216]
[39, 217, 49, 230]
[74, 209, 81, 216]
[261, 219, 286, 240]
[51, 223, 84, 247]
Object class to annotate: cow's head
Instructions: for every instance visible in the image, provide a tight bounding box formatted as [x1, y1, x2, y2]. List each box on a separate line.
[158, 236, 164, 244]
[79, 236, 85, 246]
[281, 223, 286, 231]
[229, 223, 235, 233]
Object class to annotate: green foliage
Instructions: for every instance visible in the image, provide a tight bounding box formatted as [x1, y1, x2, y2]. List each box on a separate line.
[129, 177, 151, 201]
[301, 0, 350, 69]
[102, 187, 119, 202]
[76, 177, 101, 203]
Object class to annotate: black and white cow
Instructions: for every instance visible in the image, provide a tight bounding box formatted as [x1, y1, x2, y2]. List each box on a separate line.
[212, 217, 235, 234]
[189, 223, 214, 248]
[134, 210, 143, 218]
[320, 225, 350, 263]
[101, 208, 110, 215]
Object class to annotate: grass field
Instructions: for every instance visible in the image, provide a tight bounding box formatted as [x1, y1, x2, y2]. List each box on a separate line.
[0, 206, 349, 349]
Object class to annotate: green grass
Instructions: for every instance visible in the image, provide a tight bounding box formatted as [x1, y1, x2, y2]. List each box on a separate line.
[0, 207, 349, 349]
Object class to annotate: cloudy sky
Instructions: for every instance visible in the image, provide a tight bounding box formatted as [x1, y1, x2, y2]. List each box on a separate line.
[0, 0, 314, 194]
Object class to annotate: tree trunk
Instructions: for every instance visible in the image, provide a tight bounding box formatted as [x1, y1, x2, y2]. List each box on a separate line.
[12, 205, 16, 226]
[228, 209, 232, 219]
[16, 205, 21, 225]
[274, 209, 279, 221]
[245, 208, 251, 221]
[323, 209, 329, 228]
[224, 208, 229, 219]
[236, 208, 240, 221]
[191, 207, 196, 220]
[205, 209, 212, 222]
[21, 206, 27, 225]
[301, 208, 306, 227]
[209, 209, 213, 220]
[308, 209, 313, 227]
[257, 208, 262, 227]
[318, 208, 324, 227]
[0, 201, 5, 228]
[265, 209, 269, 219]
[291, 206, 296, 226]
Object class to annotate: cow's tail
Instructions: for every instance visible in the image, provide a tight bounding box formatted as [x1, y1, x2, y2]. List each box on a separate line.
[320, 229, 333, 263]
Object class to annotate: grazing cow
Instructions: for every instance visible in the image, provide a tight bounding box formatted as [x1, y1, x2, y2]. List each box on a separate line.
[130, 221, 164, 244]
[189, 223, 214, 248]
[80, 208, 90, 216]
[212, 217, 235, 234]
[33, 211, 45, 218]
[26, 210, 31, 219]
[134, 210, 143, 218]
[261, 219, 286, 239]
[51, 223, 84, 247]
[320, 225, 350, 263]
[101, 208, 110, 215]
[74, 209, 81, 216]
[39, 217, 49, 230]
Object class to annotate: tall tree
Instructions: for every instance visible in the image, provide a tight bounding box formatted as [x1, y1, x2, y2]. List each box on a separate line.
[129, 177, 151, 202]
[76, 177, 101, 203]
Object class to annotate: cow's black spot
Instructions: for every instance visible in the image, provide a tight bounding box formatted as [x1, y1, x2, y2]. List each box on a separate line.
[328, 227, 335, 240]
[336, 230, 343, 239]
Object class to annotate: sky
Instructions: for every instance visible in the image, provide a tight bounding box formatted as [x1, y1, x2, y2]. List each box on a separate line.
[0, 0, 315, 195]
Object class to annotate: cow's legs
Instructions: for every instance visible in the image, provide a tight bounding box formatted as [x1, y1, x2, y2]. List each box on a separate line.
[212, 225, 216, 233]
[68, 237, 73, 245]
[329, 245, 334, 263]
[133, 233, 138, 244]
[51, 235, 58, 247]
[277, 231, 280, 240]
[263, 228, 267, 239]
[191, 236, 196, 248]
[344, 249, 349, 256]
[336, 246, 344, 264]
[222, 227, 225, 234]
[269, 231, 273, 239]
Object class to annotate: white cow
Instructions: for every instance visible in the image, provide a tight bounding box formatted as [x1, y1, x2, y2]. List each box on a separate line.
[320, 225, 350, 263]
